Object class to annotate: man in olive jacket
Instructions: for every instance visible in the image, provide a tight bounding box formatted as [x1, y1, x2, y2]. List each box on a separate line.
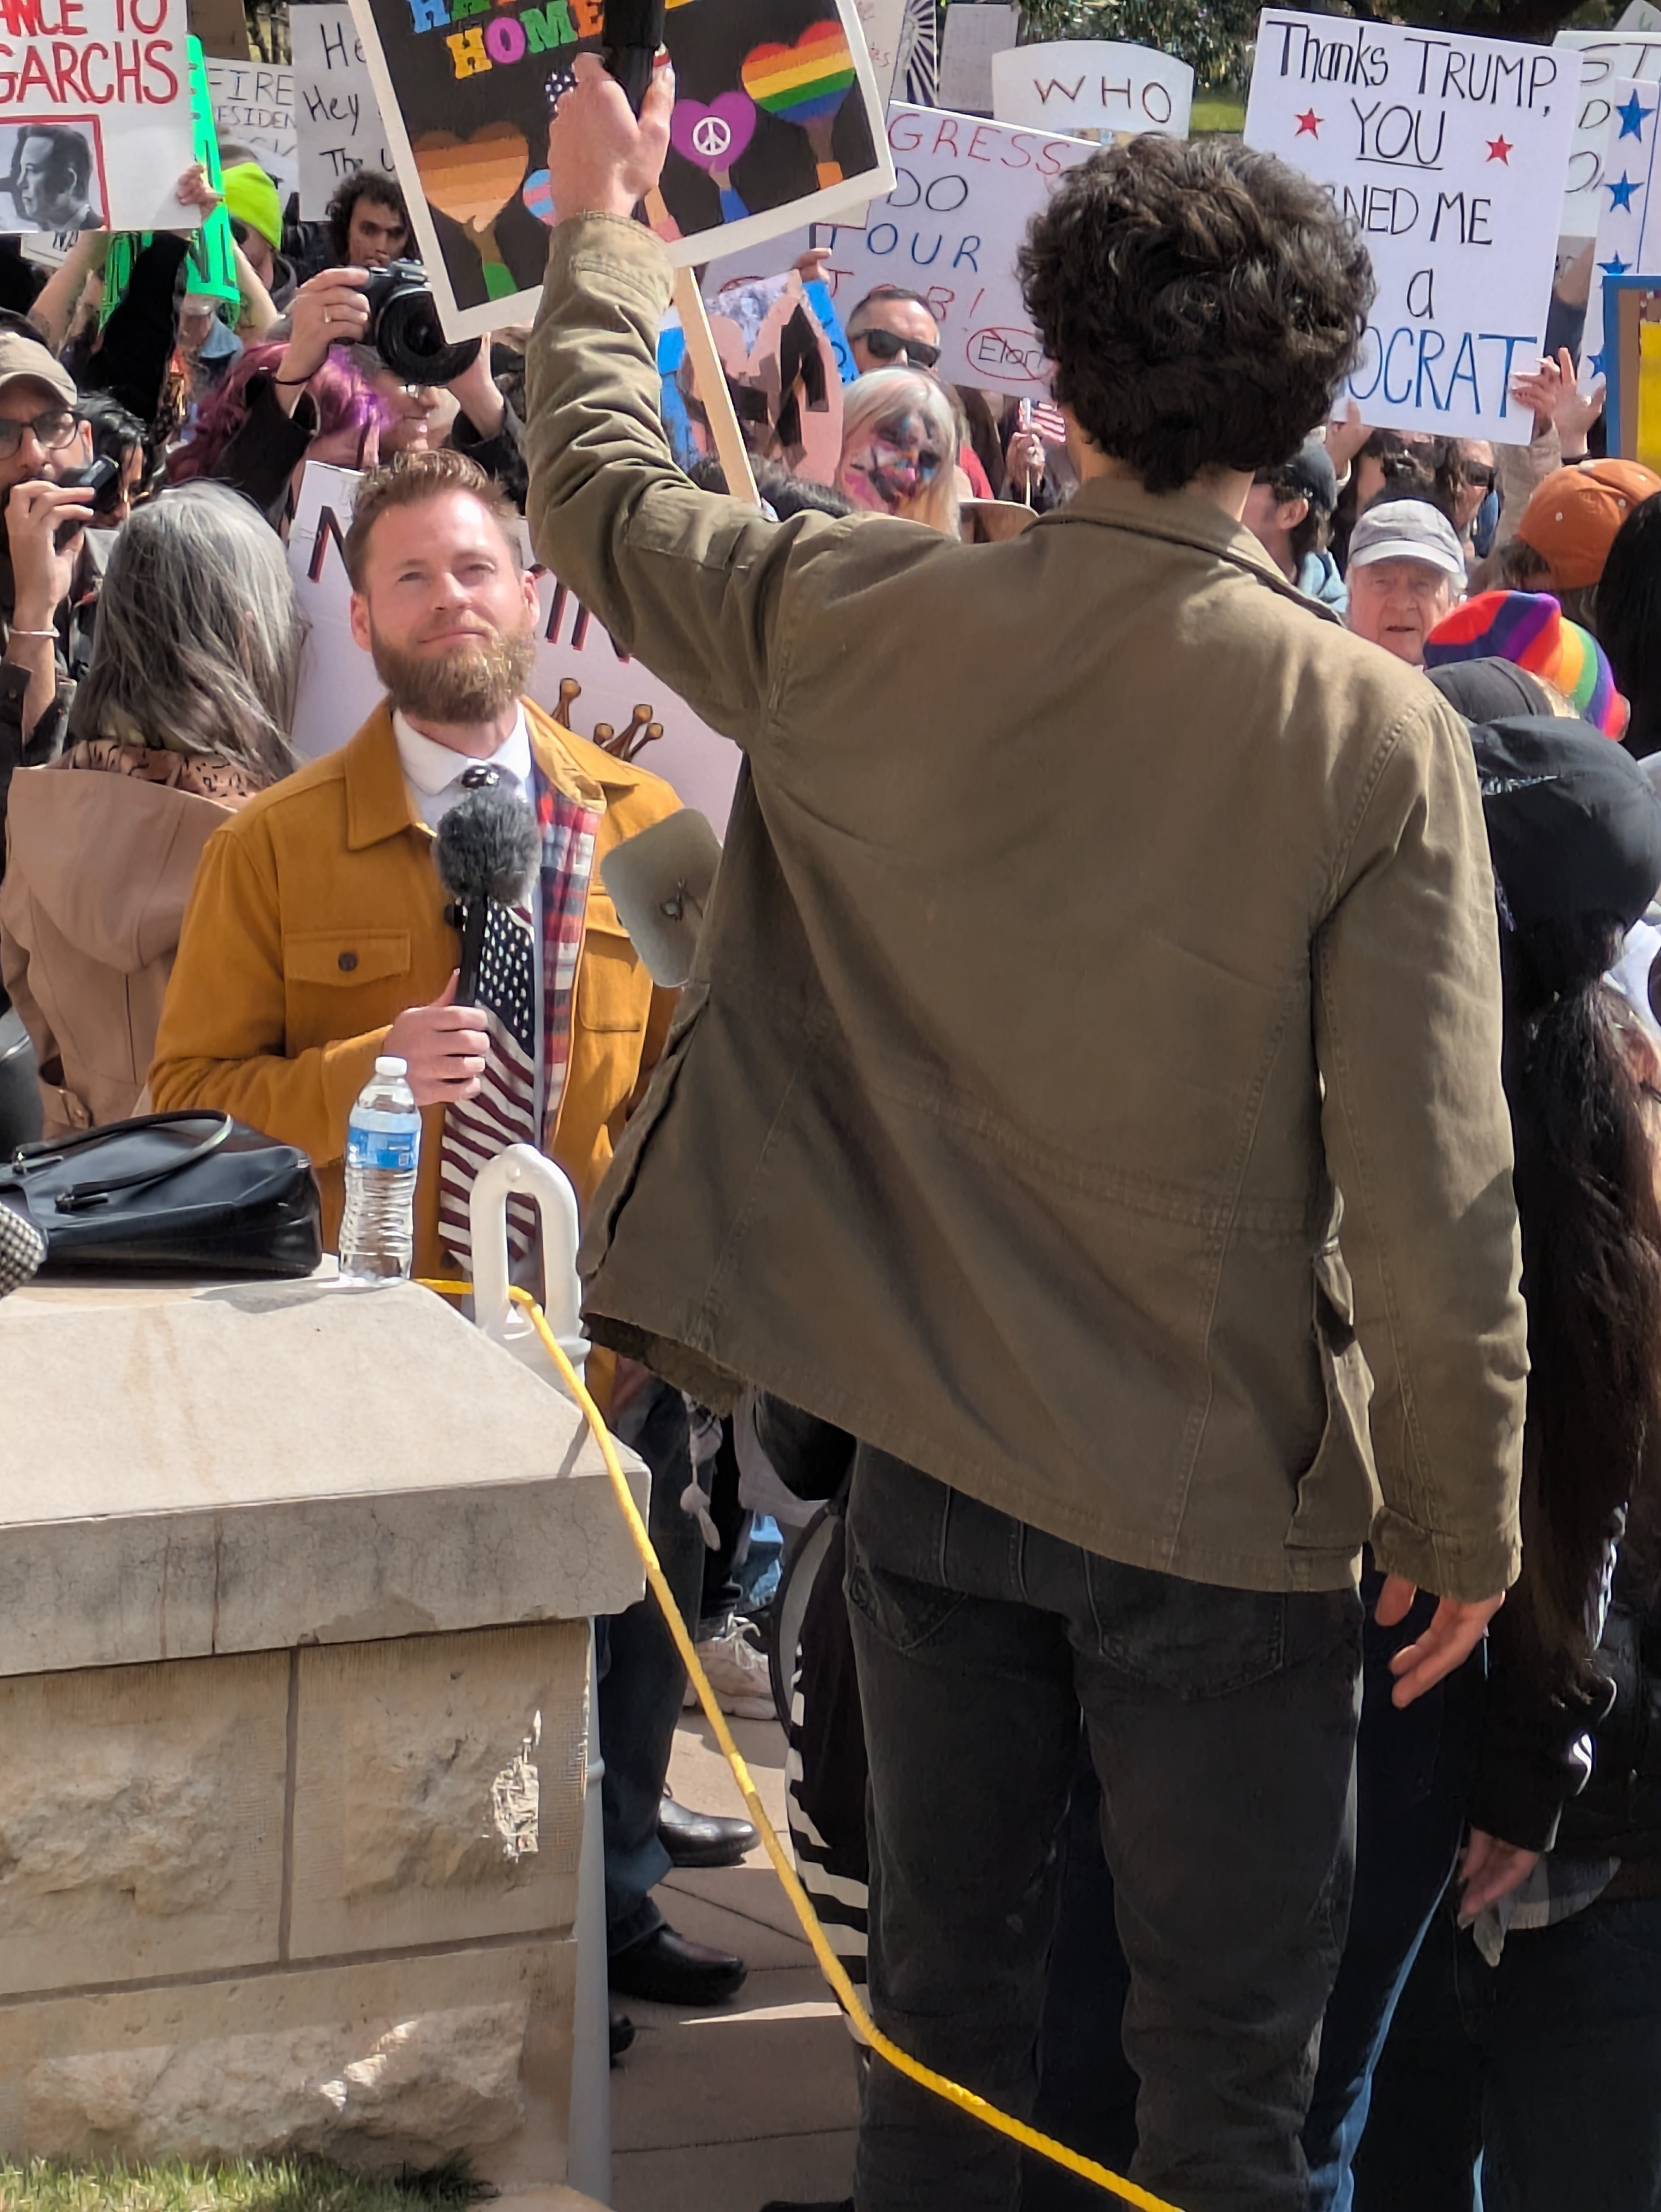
[527, 66, 1527, 2212]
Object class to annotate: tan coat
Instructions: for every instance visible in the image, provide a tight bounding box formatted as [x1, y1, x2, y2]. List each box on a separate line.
[524, 215, 1528, 1602]
[148, 700, 680, 1283]
[0, 759, 233, 1139]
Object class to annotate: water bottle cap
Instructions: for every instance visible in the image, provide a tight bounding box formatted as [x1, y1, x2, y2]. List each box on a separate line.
[375, 1055, 409, 1078]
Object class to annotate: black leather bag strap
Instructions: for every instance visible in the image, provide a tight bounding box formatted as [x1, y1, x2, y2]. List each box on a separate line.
[11, 1112, 235, 1213]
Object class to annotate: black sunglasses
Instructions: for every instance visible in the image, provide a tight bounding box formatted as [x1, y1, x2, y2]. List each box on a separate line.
[1465, 464, 1497, 490]
[853, 325, 941, 370]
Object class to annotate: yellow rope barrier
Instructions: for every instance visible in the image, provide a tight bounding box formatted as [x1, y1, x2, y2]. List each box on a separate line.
[421, 1278, 1184, 2212]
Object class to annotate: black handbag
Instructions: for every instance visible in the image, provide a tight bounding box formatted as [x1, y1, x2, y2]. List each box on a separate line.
[0, 1111, 323, 1279]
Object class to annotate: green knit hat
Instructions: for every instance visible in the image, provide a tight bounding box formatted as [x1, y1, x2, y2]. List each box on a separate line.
[221, 162, 282, 249]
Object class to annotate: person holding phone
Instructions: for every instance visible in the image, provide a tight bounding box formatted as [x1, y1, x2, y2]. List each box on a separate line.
[0, 324, 96, 885]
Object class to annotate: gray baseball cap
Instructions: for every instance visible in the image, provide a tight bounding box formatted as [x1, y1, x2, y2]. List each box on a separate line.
[1348, 499, 1466, 581]
[0, 327, 77, 412]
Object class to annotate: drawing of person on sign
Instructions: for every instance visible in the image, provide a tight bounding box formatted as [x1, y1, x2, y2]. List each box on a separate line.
[1, 123, 107, 233]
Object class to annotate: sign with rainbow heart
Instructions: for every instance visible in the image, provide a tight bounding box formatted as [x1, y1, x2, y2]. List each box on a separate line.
[344, 0, 895, 341]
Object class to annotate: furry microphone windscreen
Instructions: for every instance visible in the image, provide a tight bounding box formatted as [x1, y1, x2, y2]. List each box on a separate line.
[0, 1205, 46, 1298]
[434, 785, 542, 907]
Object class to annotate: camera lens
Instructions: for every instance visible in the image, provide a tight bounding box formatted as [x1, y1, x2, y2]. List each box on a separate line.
[370, 267, 480, 386]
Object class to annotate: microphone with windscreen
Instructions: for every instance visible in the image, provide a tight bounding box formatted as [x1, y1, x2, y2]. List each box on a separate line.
[602, 0, 667, 115]
[0, 1204, 47, 1298]
[434, 783, 542, 1005]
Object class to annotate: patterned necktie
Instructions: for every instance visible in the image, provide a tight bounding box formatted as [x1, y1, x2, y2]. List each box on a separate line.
[436, 765, 540, 1267]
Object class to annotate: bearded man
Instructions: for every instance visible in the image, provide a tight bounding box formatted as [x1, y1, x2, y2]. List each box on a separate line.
[153, 447, 680, 1271]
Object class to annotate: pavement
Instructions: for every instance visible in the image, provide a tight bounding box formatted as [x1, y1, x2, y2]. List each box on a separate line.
[609, 1710, 859, 2212]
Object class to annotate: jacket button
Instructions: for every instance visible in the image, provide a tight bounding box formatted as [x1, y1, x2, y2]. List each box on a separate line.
[338, 951, 359, 972]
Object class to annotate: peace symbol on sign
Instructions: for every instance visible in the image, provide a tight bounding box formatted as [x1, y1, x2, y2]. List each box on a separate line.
[691, 113, 734, 159]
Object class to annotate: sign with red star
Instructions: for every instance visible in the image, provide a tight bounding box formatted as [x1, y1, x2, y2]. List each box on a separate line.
[1244, 10, 1580, 438]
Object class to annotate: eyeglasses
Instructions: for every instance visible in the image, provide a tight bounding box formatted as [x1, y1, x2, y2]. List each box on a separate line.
[0, 407, 79, 459]
[853, 325, 941, 370]
[1465, 465, 1497, 490]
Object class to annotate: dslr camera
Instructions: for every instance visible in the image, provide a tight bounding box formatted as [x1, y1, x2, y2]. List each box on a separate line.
[360, 260, 480, 386]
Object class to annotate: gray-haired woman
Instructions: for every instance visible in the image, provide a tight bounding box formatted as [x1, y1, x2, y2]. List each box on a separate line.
[0, 483, 302, 1137]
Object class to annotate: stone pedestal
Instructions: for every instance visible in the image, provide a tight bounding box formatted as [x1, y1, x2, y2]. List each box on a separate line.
[0, 1277, 644, 2194]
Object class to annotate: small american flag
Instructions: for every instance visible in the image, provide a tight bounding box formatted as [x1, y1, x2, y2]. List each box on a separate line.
[437, 898, 539, 1268]
[1028, 399, 1067, 446]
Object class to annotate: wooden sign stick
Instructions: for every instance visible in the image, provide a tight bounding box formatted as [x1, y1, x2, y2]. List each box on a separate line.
[672, 266, 762, 509]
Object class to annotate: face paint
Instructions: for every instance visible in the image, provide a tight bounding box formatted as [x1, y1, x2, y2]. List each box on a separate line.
[838, 408, 945, 515]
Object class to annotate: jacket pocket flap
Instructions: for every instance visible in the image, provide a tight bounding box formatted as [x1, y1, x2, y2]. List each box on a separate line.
[284, 929, 411, 988]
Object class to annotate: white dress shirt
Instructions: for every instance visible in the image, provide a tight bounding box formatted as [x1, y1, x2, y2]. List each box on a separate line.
[392, 706, 533, 830]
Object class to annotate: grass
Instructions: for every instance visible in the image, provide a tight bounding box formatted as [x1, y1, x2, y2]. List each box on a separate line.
[0, 2159, 492, 2212]
[1190, 95, 1246, 135]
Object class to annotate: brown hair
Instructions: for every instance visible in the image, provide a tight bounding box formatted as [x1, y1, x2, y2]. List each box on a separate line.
[343, 447, 521, 590]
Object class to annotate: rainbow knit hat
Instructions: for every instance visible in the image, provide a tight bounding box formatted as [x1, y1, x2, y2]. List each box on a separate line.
[1425, 590, 1628, 739]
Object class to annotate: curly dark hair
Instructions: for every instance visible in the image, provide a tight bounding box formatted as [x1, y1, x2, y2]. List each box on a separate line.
[1018, 137, 1374, 496]
[325, 170, 412, 265]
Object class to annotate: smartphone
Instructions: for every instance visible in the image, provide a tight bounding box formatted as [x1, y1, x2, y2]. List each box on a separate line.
[52, 455, 117, 548]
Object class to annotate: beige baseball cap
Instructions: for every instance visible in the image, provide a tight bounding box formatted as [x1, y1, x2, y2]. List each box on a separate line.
[0, 328, 77, 412]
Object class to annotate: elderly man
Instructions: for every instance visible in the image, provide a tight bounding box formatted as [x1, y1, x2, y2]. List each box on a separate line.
[1345, 499, 1467, 666]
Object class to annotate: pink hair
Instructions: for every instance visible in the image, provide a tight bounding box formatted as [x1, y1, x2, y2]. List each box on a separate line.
[167, 341, 390, 485]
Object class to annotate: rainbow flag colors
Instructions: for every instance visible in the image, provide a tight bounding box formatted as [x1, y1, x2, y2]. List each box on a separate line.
[742, 20, 855, 125]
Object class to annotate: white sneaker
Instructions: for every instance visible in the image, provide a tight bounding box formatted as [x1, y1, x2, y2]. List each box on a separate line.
[685, 1616, 775, 1721]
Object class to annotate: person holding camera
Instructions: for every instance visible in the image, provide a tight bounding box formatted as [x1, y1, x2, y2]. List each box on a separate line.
[164, 265, 528, 518]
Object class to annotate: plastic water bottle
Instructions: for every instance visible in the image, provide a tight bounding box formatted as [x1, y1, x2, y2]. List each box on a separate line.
[339, 1055, 421, 1282]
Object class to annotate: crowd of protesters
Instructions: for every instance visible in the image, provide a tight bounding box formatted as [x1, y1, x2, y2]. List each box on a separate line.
[4, 66, 1661, 2212]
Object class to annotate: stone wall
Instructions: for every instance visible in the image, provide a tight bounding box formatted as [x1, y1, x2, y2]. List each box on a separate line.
[0, 1619, 589, 2183]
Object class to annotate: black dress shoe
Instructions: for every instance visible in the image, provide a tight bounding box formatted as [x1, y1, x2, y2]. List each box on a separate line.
[659, 1791, 759, 1869]
[609, 1922, 748, 2005]
[609, 2009, 635, 2062]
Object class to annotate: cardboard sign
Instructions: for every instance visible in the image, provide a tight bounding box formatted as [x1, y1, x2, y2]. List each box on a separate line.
[343, 0, 895, 343]
[936, 3, 1017, 116]
[207, 57, 298, 199]
[0, 0, 198, 233]
[1245, 11, 1576, 440]
[1555, 30, 1661, 239]
[287, 464, 742, 831]
[293, 1, 396, 218]
[856, 0, 907, 107]
[991, 39, 1194, 142]
[1621, 0, 1661, 30]
[808, 103, 1094, 396]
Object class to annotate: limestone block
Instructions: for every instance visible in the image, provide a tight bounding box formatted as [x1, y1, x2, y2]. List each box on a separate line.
[288, 1623, 588, 1961]
[0, 1280, 647, 1676]
[0, 1651, 287, 1999]
[0, 1940, 576, 2182]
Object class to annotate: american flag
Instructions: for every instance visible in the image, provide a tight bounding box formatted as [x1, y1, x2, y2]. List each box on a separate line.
[437, 897, 540, 1268]
[1028, 399, 1067, 446]
[1582, 78, 1661, 395]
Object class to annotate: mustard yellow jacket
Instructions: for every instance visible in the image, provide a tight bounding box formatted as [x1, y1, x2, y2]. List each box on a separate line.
[149, 699, 680, 1279]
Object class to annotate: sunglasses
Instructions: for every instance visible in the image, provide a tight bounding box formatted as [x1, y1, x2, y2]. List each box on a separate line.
[0, 407, 79, 459]
[853, 326, 941, 370]
[1465, 465, 1497, 490]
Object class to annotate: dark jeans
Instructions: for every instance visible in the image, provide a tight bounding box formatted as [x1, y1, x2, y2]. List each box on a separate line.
[1355, 1886, 1661, 2211]
[844, 1447, 1363, 2212]
[599, 1377, 709, 1955]
[1302, 1568, 1487, 2210]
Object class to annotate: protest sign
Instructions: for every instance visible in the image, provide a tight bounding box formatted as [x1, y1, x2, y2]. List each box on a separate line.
[288, 465, 742, 831]
[0, 0, 199, 233]
[1245, 11, 1576, 440]
[898, 0, 937, 106]
[856, 0, 907, 106]
[207, 56, 298, 198]
[1621, 0, 1661, 31]
[100, 35, 237, 320]
[808, 104, 1094, 396]
[1599, 269, 1661, 466]
[936, 2, 1017, 115]
[293, 1, 395, 217]
[1555, 30, 1661, 239]
[343, 0, 895, 342]
[1583, 78, 1661, 396]
[991, 40, 1194, 142]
